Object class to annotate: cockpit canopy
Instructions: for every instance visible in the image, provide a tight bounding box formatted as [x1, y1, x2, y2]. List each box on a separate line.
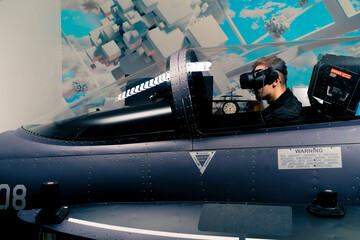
[24, 37, 360, 141]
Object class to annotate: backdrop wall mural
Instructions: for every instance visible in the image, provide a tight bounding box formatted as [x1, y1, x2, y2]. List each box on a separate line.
[61, 0, 360, 107]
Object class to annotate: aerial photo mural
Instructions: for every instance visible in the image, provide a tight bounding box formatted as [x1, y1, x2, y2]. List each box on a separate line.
[61, 0, 360, 106]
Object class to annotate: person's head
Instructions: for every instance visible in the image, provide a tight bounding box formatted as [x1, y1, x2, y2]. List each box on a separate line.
[252, 56, 287, 103]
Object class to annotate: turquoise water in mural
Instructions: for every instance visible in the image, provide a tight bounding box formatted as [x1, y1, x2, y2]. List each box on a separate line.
[62, 71, 73, 82]
[61, 9, 104, 37]
[61, 9, 104, 103]
[220, 0, 333, 44]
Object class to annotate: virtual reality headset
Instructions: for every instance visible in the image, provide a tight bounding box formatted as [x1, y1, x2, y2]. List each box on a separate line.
[240, 61, 287, 89]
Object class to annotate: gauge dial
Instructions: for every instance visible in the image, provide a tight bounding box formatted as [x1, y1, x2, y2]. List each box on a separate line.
[222, 101, 238, 114]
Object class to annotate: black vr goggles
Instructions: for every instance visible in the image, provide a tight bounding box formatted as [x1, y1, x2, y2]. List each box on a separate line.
[240, 60, 287, 89]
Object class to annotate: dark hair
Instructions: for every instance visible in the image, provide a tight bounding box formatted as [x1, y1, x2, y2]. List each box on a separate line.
[252, 56, 287, 85]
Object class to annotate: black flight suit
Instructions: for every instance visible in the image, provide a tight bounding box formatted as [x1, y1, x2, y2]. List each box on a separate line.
[262, 88, 302, 123]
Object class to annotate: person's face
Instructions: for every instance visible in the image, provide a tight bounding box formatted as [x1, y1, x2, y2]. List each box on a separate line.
[253, 64, 274, 101]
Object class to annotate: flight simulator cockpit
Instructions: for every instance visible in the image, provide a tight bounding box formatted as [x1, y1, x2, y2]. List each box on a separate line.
[23, 37, 360, 142]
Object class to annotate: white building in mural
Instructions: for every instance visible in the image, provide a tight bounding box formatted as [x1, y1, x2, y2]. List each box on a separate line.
[86, 0, 228, 80]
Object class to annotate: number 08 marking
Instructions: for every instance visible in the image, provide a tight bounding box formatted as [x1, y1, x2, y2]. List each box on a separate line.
[0, 184, 26, 210]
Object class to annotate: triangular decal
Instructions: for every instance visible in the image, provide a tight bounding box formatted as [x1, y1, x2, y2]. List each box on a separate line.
[189, 151, 216, 174]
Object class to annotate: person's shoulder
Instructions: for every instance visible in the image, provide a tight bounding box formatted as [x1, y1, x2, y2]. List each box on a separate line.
[285, 89, 302, 107]
[278, 89, 302, 117]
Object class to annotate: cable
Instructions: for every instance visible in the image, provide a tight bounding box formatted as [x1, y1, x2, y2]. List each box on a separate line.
[259, 77, 265, 124]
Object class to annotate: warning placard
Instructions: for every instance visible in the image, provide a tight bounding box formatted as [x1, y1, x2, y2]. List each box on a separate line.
[278, 147, 342, 170]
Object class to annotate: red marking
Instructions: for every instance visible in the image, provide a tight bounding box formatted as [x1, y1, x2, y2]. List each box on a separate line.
[331, 68, 352, 79]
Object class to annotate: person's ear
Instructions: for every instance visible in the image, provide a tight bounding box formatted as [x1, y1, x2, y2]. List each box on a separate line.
[272, 78, 280, 88]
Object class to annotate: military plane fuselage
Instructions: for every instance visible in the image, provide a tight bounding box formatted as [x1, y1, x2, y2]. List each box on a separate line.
[2, 41, 360, 225]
